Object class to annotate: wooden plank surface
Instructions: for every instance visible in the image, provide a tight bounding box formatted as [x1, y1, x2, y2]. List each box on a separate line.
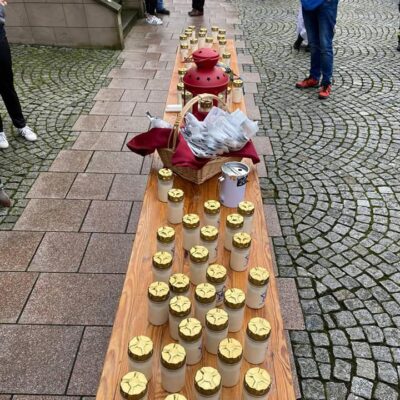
[96, 40, 296, 400]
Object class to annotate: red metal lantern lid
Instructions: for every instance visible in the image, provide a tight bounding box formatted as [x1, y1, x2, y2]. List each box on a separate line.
[192, 48, 220, 69]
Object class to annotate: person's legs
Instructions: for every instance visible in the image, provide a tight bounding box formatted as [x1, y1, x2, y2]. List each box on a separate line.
[156, 0, 170, 14]
[303, 7, 321, 81]
[192, 0, 205, 12]
[145, 0, 157, 15]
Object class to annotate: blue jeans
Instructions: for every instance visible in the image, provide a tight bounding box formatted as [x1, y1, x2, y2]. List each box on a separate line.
[156, 0, 163, 10]
[303, 0, 339, 85]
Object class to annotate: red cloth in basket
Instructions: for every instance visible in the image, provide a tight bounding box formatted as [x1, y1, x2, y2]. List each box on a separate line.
[126, 128, 260, 170]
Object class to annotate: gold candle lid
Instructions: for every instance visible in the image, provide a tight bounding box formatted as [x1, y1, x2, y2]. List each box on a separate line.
[165, 395, 187, 400]
[194, 367, 221, 396]
[152, 251, 173, 270]
[218, 28, 226, 34]
[180, 44, 189, 50]
[199, 26, 207, 32]
[177, 82, 184, 91]
[157, 226, 175, 243]
[182, 213, 200, 229]
[185, 28, 193, 34]
[120, 371, 148, 400]
[233, 79, 244, 88]
[247, 317, 271, 341]
[244, 368, 272, 396]
[211, 26, 219, 32]
[206, 264, 227, 284]
[224, 288, 245, 309]
[205, 37, 214, 43]
[148, 281, 170, 302]
[168, 188, 184, 202]
[169, 273, 190, 294]
[238, 200, 255, 216]
[128, 335, 153, 362]
[232, 232, 252, 249]
[198, 31, 206, 38]
[217, 34, 226, 41]
[204, 199, 221, 214]
[226, 213, 244, 229]
[178, 317, 202, 341]
[188, 25, 196, 30]
[218, 39, 227, 45]
[161, 343, 186, 370]
[249, 266, 270, 286]
[205, 308, 229, 331]
[158, 168, 173, 181]
[217, 338, 243, 364]
[195, 283, 216, 304]
[178, 67, 187, 76]
[200, 225, 218, 242]
[199, 98, 213, 108]
[189, 245, 209, 263]
[169, 295, 191, 317]
[222, 52, 231, 59]
[179, 33, 188, 40]
[190, 38, 198, 44]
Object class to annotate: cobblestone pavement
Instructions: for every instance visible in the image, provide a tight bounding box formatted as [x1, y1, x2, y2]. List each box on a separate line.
[0, 45, 120, 229]
[232, 0, 400, 398]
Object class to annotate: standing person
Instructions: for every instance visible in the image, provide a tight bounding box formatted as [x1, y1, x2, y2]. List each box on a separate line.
[295, 0, 339, 100]
[293, 6, 309, 51]
[156, 0, 170, 15]
[0, 179, 11, 208]
[188, 0, 204, 17]
[145, 0, 163, 25]
[0, 0, 37, 149]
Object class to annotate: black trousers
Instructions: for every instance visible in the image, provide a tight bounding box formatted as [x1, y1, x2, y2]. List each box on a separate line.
[0, 37, 26, 132]
[145, 0, 157, 15]
[192, 0, 205, 11]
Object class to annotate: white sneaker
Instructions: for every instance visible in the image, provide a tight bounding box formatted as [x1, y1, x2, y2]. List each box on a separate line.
[146, 15, 163, 25]
[0, 132, 9, 149]
[18, 125, 37, 142]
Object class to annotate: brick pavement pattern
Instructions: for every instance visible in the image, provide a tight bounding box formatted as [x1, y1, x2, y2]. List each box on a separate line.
[232, 0, 400, 398]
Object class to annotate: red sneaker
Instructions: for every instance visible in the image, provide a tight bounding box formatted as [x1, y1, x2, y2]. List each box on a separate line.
[318, 84, 332, 100]
[295, 76, 320, 89]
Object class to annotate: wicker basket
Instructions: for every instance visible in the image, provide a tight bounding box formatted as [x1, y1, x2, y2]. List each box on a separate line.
[157, 93, 242, 184]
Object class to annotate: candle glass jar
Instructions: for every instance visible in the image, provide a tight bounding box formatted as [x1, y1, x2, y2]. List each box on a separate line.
[217, 338, 243, 387]
[182, 213, 200, 251]
[161, 343, 187, 393]
[189, 245, 209, 285]
[205, 308, 229, 354]
[158, 168, 174, 202]
[244, 317, 271, 365]
[152, 251, 173, 283]
[120, 371, 148, 400]
[243, 368, 271, 400]
[238, 201, 255, 234]
[211, 26, 219, 43]
[198, 98, 213, 114]
[178, 317, 203, 365]
[169, 273, 190, 298]
[179, 34, 188, 46]
[218, 28, 226, 36]
[198, 32, 206, 48]
[178, 67, 187, 83]
[169, 295, 192, 340]
[167, 189, 184, 225]
[230, 232, 251, 272]
[218, 39, 227, 56]
[188, 25, 196, 39]
[246, 267, 269, 309]
[217, 34, 226, 43]
[194, 366, 222, 400]
[200, 225, 218, 263]
[206, 264, 227, 306]
[177, 82, 184, 105]
[222, 52, 231, 67]
[224, 288, 246, 332]
[205, 37, 214, 48]
[190, 38, 198, 53]
[148, 281, 170, 325]
[180, 44, 189, 62]
[194, 282, 216, 325]
[203, 200, 221, 227]
[224, 213, 244, 251]
[157, 226, 176, 255]
[128, 335, 153, 380]
[232, 79, 244, 104]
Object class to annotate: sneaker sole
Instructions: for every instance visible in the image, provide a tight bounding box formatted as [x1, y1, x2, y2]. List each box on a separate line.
[295, 83, 320, 89]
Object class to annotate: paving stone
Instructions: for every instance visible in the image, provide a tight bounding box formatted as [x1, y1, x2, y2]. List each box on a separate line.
[352, 342, 372, 359]
[377, 362, 398, 385]
[326, 382, 348, 400]
[72, 132, 127, 151]
[72, 115, 107, 131]
[126, 201, 143, 234]
[67, 173, 114, 200]
[94, 88, 124, 101]
[29, 232, 90, 272]
[334, 359, 352, 382]
[301, 379, 325, 400]
[26, 172, 76, 199]
[108, 174, 147, 201]
[356, 358, 376, 380]
[90, 101, 136, 116]
[298, 358, 319, 378]
[86, 151, 143, 174]
[20, 273, 124, 325]
[0, 325, 82, 393]
[49, 150, 93, 173]
[330, 330, 349, 346]
[383, 328, 400, 347]
[277, 278, 305, 330]
[373, 382, 399, 400]
[351, 377, 373, 398]
[334, 311, 358, 328]
[103, 116, 149, 132]
[264, 204, 283, 236]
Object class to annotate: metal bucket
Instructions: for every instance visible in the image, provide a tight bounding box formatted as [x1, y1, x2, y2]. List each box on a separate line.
[218, 161, 250, 208]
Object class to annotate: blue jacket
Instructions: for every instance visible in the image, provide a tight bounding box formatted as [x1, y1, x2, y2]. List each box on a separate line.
[301, 0, 325, 11]
[0, 5, 5, 39]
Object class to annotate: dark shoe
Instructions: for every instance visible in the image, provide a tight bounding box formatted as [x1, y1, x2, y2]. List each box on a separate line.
[318, 84, 332, 100]
[0, 188, 11, 208]
[188, 9, 203, 16]
[293, 34, 303, 50]
[295, 76, 320, 89]
[157, 8, 170, 15]
[305, 44, 310, 52]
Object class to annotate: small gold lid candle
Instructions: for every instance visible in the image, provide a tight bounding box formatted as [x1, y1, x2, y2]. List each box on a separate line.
[199, 98, 213, 112]
[211, 26, 219, 32]
[169, 295, 192, 317]
[189, 245, 209, 263]
[157, 226, 175, 243]
[222, 52, 231, 60]
[188, 25, 196, 31]
[244, 368, 272, 396]
[205, 36, 214, 44]
[152, 251, 173, 270]
[179, 33, 188, 41]
[182, 213, 200, 229]
[168, 188, 184, 202]
[200, 225, 218, 242]
[178, 67, 187, 77]
[190, 38, 198, 45]
[233, 79, 244, 88]
[218, 338, 243, 364]
[238, 200, 255, 216]
[206, 264, 227, 284]
[218, 39, 227, 45]
[247, 317, 271, 341]
[178, 317, 202, 341]
[148, 281, 170, 302]
[177, 82, 184, 91]
[161, 343, 186, 370]
[204, 199, 221, 214]
[206, 308, 229, 331]
[158, 168, 173, 181]
[249, 266, 270, 286]
[224, 288, 246, 309]
[198, 31, 206, 38]
[128, 335, 153, 361]
[226, 213, 244, 229]
[169, 273, 190, 294]
[232, 232, 251, 249]
[194, 367, 222, 396]
[218, 28, 226, 35]
[199, 26, 207, 32]
[217, 34, 226, 42]
[120, 371, 148, 400]
[180, 43, 189, 50]
[195, 283, 216, 304]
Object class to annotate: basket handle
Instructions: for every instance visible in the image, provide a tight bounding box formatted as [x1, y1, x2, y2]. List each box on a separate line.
[169, 93, 228, 150]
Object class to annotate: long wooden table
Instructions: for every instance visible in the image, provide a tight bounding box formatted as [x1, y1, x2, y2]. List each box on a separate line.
[96, 40, 296, 400]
